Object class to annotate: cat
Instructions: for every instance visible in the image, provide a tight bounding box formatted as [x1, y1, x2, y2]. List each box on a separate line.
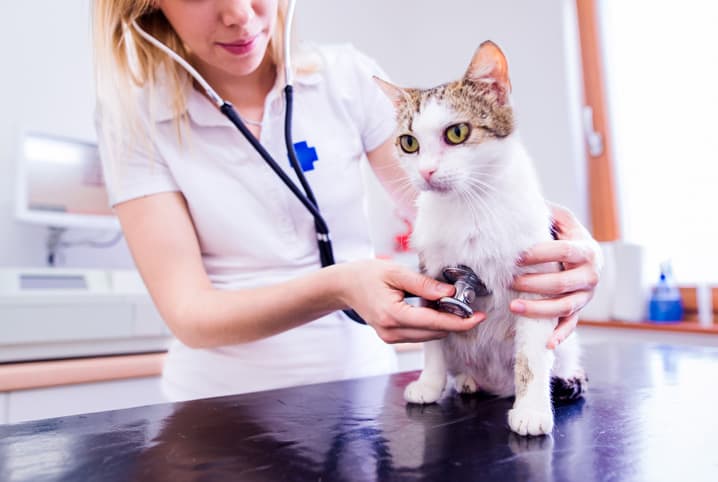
[375, 40, 586, 436]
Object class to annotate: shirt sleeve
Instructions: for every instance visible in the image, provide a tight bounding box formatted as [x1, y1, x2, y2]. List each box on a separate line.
[95, 108, 180, 208]
[345, 46, 398, 153]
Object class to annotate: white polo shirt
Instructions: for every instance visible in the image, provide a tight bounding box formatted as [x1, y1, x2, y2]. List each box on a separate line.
[98, 44, 399, 401]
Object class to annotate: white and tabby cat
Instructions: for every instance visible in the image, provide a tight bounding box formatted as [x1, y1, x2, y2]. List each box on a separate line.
[375, 41, 586, 436]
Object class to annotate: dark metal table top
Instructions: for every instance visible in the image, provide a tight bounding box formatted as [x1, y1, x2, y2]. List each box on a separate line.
[1, 341, 718, 481]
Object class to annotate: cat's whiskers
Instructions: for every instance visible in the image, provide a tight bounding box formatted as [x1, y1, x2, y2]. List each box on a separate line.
[457, 190, 483, 231]
[468, 166, 508, 193]
[475, 164, 504, 177]
[459, 183, 502, 233]
[463, 177, 501, 211]
[466, 181, 507, 233]
[459, 191, 498, 239]
[467, 176, 501, 198]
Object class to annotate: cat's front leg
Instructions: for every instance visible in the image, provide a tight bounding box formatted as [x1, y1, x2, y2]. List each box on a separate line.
[508, 316, 557, 436]
[404, 340, 447, 404]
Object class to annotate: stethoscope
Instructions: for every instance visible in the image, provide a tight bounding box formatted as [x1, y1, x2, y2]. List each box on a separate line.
[131, 0, 371, 324]
[131, 1, 489, 324]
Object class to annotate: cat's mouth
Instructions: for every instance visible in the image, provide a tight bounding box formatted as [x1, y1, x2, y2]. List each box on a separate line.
[421, 179, 452, 194]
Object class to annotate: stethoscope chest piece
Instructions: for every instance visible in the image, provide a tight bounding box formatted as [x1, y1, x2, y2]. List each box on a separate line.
[437, 265, 491, 318]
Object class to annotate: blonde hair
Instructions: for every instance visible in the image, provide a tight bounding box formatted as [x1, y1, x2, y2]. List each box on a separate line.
[92, 0, 293, 178]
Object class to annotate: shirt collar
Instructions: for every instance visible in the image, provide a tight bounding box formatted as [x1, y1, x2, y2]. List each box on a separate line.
[150, 66, 323, 127]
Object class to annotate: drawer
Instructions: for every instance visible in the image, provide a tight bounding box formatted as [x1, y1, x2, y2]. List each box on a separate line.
[0, 303, 134, 344]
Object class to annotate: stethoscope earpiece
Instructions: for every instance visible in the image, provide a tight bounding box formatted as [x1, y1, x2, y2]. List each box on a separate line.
[437, 265, 491, 318]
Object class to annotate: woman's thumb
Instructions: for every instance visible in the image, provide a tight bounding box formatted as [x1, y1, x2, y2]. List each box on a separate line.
[393, 268, 455, 300]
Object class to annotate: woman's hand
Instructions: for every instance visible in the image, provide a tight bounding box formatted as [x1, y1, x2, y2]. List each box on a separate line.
[338, 259, 485, 344]
[510, 203, 602, 349]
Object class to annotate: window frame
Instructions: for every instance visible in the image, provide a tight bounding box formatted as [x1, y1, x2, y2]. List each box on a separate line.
[575, 0, 717, 318]
[575, 0, 620, 242]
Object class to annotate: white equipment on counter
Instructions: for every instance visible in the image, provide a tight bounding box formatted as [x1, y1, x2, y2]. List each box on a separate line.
[14, 132, 118, 230]
[0, 268, 172, 363]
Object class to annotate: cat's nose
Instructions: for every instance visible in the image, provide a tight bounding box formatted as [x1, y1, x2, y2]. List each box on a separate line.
[419, 168, 436, 182]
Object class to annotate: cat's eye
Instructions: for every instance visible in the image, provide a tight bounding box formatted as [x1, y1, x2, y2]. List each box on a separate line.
[399, 134, 420, 153]
[444, 123, 471, 145]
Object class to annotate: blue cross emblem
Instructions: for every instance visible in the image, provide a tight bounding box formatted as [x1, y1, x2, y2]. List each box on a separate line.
[290, 141, 318, 172]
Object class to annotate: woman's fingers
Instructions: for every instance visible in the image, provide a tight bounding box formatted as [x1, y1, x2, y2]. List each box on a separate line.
[547, 313, 579, 350]
[387, 266, 455, 300]
[510, 290, 593, 319]
[518, 240, 597, 267]
[376, 328, 449, 344]
[390, 302, 485, 332]
[548, 202, 587, 238]
[372, 303, 485, 344]
[513, 264, 599, 295]
[348, 260, 488, 344]
[509, 205, 602, 350]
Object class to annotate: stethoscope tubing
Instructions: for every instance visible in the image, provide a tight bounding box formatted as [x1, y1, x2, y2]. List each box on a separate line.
[281, 85, 334, 267]
[222, 91, 365, 325]
[130, 8, 367, 325]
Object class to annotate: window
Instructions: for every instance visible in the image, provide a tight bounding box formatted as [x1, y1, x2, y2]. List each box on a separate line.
[579, 0, 718, 284]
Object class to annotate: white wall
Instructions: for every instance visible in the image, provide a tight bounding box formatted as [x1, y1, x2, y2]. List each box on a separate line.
[0, 0, 587, 268]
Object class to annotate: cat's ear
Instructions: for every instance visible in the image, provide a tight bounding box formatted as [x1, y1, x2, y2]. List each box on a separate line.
[373, 76, 410, 108]
[465, 40, 512, 103]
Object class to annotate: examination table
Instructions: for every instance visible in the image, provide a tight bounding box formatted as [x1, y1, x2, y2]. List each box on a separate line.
[1, 342, 717, 481]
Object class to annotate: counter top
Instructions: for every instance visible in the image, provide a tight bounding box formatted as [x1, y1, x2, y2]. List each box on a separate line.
[581, 318, 718, 334]
[0, 344, 420, 392]
[2, 341, 718, 481]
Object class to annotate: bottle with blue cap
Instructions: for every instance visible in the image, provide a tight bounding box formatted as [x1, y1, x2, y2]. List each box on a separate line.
[648, 261, 683, 323]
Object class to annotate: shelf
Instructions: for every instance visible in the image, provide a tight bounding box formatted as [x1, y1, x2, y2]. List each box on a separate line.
[580, 319, 718, 335]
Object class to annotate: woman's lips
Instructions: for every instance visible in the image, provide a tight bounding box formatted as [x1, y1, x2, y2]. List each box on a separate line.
[217, 35, 258, 55]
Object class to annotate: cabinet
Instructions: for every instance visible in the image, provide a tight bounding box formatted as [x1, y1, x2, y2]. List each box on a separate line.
[6, 377, 166, 424]
[396, 345, 423, 372]
[0, 393, 7, 424]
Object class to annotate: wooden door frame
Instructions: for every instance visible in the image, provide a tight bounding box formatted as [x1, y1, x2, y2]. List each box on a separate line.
[575, 0, 621, 242]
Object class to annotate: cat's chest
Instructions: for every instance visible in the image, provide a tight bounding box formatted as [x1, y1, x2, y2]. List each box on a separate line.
[411, 199, 536, 293]
[418, 236, 517, 296]
[415, 214, 516, 262]
[416, 221, 499, 253]
[412, 193, 551, 281]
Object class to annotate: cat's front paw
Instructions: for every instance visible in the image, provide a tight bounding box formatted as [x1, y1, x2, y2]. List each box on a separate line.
[404, 380, 444, 404]
[507, 407, 554, 436]
[454, 373, 479, 394]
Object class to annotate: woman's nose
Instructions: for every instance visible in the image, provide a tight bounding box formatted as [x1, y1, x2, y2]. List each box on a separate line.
[219, 0, 254, 28]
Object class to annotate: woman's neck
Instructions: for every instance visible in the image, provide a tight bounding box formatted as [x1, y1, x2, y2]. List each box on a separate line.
[192, 54, 277, 111]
